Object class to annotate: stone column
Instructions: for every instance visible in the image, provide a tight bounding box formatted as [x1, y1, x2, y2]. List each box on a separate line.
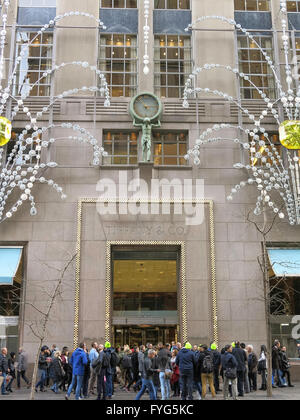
[55, 0, 100, 96]
[138, 0, 154, 93]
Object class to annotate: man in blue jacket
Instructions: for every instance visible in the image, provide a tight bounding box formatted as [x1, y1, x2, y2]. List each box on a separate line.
[65, 342, 88, 400]
[222, 344, 238, 400]
[175, 342, 196, 400]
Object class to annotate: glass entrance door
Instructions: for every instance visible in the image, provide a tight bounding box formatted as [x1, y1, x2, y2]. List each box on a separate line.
[113, 325, 177, 348]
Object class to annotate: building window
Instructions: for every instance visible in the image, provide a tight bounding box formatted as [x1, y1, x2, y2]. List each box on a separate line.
[100, 0, 137, 7]
[250, 132, 282, 166]
[234, 0, 270, 11]
[238, 35, 275, 99]
[98, 34, 137, 98]
[102, 131, 138, 165]
[154, 35, 192, 98]
[153, 131, 188, 166]
[287, 1, 300, 12]
[14, 31, 53, 97]
[154, 0, 190, 9]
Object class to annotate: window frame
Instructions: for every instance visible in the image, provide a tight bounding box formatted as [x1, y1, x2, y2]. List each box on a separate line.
[234, 0, 270, 11]
[13, 29, 53, 97]
[154, 0, 191, 9]
[102, 130, 139, 166]
[153, 131, 189, 167]
[100, 0, 138, 8]
[98, 33, 138, 98]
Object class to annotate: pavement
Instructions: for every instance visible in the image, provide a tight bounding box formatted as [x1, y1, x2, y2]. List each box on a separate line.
[0, 383, 299, 400]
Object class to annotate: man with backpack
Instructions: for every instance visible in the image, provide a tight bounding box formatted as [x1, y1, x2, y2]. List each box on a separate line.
[200, 345, 216, 399]
[222, 344, 238, 400]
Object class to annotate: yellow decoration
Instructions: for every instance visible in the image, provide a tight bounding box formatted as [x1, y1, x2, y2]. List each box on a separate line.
[279, 120, 300, 150]
[0, 117, 12, 146]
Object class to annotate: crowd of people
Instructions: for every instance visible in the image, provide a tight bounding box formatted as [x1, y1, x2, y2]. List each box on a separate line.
[0, 339, 295, 400]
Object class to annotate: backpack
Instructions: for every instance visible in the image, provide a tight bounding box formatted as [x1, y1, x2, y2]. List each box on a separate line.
[122, 355, 132, 369]
[202, 353, 213, 374]
[102, 353, 109, 369]
[110, 352, 119, 369]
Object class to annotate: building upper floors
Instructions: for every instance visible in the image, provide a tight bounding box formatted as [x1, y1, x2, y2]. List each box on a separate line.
[0, 0, 300, 104]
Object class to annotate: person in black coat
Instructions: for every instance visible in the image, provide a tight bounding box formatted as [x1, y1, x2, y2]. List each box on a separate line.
[50, 351, 65, 394]
[6, 352, 16, 393]
[232, 341, 247, 397]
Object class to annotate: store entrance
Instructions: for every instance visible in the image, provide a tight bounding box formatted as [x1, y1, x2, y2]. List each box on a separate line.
[113, 325, 177, 348]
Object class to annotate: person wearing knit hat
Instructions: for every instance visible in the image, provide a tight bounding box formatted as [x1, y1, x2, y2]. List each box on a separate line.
[175, 341, 196, 400]
[105, 342, 111, 349]
[185, 342, 192, 350]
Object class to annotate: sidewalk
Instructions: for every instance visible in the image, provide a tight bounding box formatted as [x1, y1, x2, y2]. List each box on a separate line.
[0, 383, 299, 400]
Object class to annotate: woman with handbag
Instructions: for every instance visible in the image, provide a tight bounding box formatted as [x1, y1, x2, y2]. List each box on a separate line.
[221, 344, 238, 400]
[258, 345, 267, 391]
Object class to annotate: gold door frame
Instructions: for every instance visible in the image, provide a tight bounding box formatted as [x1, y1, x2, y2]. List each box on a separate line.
[106, 240, 187, 344]
[73, 199, 218, 349]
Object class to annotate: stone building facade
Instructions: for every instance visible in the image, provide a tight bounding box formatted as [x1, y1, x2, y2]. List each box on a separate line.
[1, 0, 300, 361]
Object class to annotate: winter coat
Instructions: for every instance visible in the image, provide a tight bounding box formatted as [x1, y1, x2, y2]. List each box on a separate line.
[157, 348, 171, 371]
[279, 351, 290, 372]
[0, 354, 9, 374]
[69, 348, 88, 376]
[8, 358, 16, 378]
[175, 348, 196, 374]
[38, 353, 48, 371]
[248, 352, 258, 373]
[232, 347, 247, 372]
[212, 350, 221, 369]
[272, 346, 281, 370]
[51, 357, 65, 382]
[221, 352, 238, 370]
[18, 351, 28, 372]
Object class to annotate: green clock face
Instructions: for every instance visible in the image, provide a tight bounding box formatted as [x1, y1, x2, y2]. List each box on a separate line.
[132, 93, 161, 120]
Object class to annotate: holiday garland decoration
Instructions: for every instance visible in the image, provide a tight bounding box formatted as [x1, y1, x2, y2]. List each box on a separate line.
[0, 1, 110, 223]
[183, 0, 300, 225]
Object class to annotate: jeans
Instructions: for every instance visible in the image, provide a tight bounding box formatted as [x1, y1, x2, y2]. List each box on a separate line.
[6, 375, 14, 391]
[35, 370, 47, 391]
[67, 374, 84, 400]
[248, 371, 257, 391]
[17, 370, 30, 387]
[51, 382, 60, 393]
[224, 377, 237, 400]
[272, 369, 285, 386]
[1, 373, 7, 394]
[213, 367, 220, 391]
[105, 372, 113, 397]
[194, 380, 202, 399]
[159, 372, 171, 400]
[135, 378, 156, 400]
[180, 371, 193, 400]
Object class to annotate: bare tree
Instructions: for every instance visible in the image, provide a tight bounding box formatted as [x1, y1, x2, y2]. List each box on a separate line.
[24, 252, 77, 400]
[246, 206, 300, 397]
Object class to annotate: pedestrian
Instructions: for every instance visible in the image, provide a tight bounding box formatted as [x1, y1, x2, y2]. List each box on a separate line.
[122, 349, 134, 392]
[200, 344, 216, 399]
[94, 344, 108, 400]
[35, 346, 48, 392]
[65, 342, 88, 400]
[82, 344, 91, 398]
[193, 345, 203, 400]
[50, 351, 65, 394]
[258, 345, 267, 391]
[88, 342, 98, 395]
[157, 343, 172, 400]
[175, 342, 196, 400]
[60, 347, 71, 392]
[135, 349, 157, 400]
[17, 348, 30, 389]
[241, 343, 250, 394]
[0, 348, 10, 396]
[247, 345, 258, 392]
[170, 349, 180, 397]
[210, 342, 221, 393]
[222, 344, 238, 401]
[272, 340, 285, 388]
[280, 346, 293, 387]
[232, 341, 247, 397]
[134, 345, 145, 392]
[6, 352, 16, 393]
